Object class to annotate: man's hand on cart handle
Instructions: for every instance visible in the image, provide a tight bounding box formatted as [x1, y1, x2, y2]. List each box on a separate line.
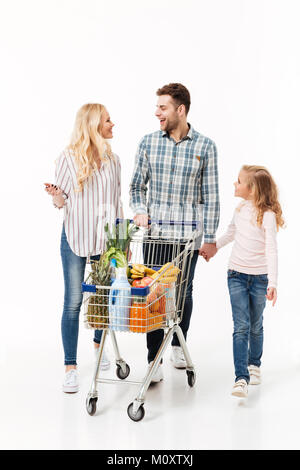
[199, 243, 217, 262]
[133, 213, 149, 228]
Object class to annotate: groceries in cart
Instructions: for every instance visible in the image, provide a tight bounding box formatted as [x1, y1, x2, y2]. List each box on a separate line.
[128, 262, 179, 326]
[129, 262, 180, 283]
[129, 263, 168, 332]
[85, 220, 137, 329]
[109, 266, 131, 332]
[82, 221, 199, 421]
[83, 218, 198, 421]
[85, 260, 180, 333]
[83, 220, 181, 333]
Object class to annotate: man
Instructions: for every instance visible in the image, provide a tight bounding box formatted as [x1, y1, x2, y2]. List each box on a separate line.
[129, 83, 219, 381]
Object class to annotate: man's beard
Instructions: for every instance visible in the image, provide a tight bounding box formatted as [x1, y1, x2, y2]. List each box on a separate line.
[164, 116, 180, 133]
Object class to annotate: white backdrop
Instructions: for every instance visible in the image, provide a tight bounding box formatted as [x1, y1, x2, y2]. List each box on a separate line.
[0, 0, 299, 438]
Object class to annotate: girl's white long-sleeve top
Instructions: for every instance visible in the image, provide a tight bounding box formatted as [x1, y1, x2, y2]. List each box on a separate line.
[216, 200, 278, 288]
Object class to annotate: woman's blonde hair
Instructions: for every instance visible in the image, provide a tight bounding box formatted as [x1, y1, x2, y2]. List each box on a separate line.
[242, 165, 284, 230]
[68, 103, 113, 191]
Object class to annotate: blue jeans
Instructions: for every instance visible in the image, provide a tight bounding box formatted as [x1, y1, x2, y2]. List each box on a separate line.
[227, 270, 268, 383]
[144, 240, 200, 363]
[60, 225, 102, 365]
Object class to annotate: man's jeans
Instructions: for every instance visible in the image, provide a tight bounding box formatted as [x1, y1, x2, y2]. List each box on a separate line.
[227, 270, 268, 383]
[60, 225, 102, 365]
[144, 239, 200, 363]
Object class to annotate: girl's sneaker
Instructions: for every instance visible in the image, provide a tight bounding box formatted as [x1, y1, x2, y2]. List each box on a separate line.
[63, 369, 79, 393]
[231, 379, 248, 398]
[94, 348, 110, 371]
[249, 365, 261, 385]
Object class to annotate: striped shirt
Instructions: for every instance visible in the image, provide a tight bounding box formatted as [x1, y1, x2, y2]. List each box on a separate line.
[129, 125, 220, 240]
[55, 148, 123, 257]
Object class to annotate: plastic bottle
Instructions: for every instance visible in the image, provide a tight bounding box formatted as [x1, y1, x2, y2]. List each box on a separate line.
[109, 258, 117, 284]
[109, 267, 131, 331]
[130, 296, 148, 333]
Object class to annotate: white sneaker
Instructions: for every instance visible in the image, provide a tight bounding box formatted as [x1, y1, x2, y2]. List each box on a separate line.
[170, 346, 187, 369]
[231, 379, 248, 398]
[249, 365, 261, 385]
[148, 361, 163, 383]
[94, 347, 110, 371]
[63, 369, 79, 393]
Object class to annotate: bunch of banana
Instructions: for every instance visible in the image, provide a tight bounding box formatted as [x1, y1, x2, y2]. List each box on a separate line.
[130, 264, 157, 279]
[150, 262, 180, 283]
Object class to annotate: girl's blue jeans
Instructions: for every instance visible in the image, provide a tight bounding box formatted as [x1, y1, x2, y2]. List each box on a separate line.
[60, 225, 102, 365]
[227, 270, 268, 383]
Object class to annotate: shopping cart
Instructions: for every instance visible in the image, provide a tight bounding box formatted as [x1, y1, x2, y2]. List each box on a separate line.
[82, 219, 201, 421]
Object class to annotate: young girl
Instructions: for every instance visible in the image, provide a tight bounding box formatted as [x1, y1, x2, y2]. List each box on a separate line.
[215, 165, 284, 398]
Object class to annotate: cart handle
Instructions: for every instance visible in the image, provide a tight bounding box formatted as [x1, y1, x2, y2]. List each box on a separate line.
[116, 218, 199, 227]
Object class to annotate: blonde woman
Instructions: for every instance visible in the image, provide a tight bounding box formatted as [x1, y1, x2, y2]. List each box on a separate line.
[45, 103, 123, 393]
[208, 165, 284, 398]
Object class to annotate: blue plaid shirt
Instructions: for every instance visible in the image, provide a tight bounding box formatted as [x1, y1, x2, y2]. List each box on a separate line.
[129, 125, 219, 241]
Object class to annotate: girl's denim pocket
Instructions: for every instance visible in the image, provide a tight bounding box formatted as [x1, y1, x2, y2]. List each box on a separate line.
[257, 274, 268, 285]
[227, 269, 239, 278]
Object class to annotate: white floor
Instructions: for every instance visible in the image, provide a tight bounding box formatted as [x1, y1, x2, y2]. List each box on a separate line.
[1, 306, 300, 451]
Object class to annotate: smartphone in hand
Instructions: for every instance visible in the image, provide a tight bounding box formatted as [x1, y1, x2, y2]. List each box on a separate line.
[44, 183, 62, 195]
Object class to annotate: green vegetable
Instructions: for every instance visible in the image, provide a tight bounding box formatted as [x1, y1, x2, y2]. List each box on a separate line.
[103, 219, 139, 268]
[86, 220, 138, 328]
[105, 219, 138, 251]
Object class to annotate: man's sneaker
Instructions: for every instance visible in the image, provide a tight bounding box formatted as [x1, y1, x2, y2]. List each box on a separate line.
[249, 365, 261, 385]
[170, 346, 187, 369]
[94, 347, 110, 371]
[63, 369, 79, 393]
[231, 379, 248, 398]
[148, 361, 163, 383]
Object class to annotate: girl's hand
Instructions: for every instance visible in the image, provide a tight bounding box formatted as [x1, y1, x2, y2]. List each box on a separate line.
[266, 287, 277, 306]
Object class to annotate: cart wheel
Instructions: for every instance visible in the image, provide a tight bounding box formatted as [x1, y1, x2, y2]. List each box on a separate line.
[127, 402, 145, 422]
[86, 397, 97, 416]
[186, 370, 196, 387]
[116, 363, 130, 380]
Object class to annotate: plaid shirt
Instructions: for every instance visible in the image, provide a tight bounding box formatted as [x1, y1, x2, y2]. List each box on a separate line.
[129, 125, 220, 241]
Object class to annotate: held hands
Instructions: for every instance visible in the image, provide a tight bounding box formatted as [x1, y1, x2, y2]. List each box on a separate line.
[266, 287, 277, 307]
[199, 243, 217, 262]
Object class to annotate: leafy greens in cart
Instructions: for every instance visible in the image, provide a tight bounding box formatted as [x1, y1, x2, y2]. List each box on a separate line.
[103, 219, 139, 268]
[86, 220, 139, 328]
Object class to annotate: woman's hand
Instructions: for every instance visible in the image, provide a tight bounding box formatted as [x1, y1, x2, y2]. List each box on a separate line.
[266, 287, 277, 306]
[44, 183, 65, 208]
[44, 183, 61, 196]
